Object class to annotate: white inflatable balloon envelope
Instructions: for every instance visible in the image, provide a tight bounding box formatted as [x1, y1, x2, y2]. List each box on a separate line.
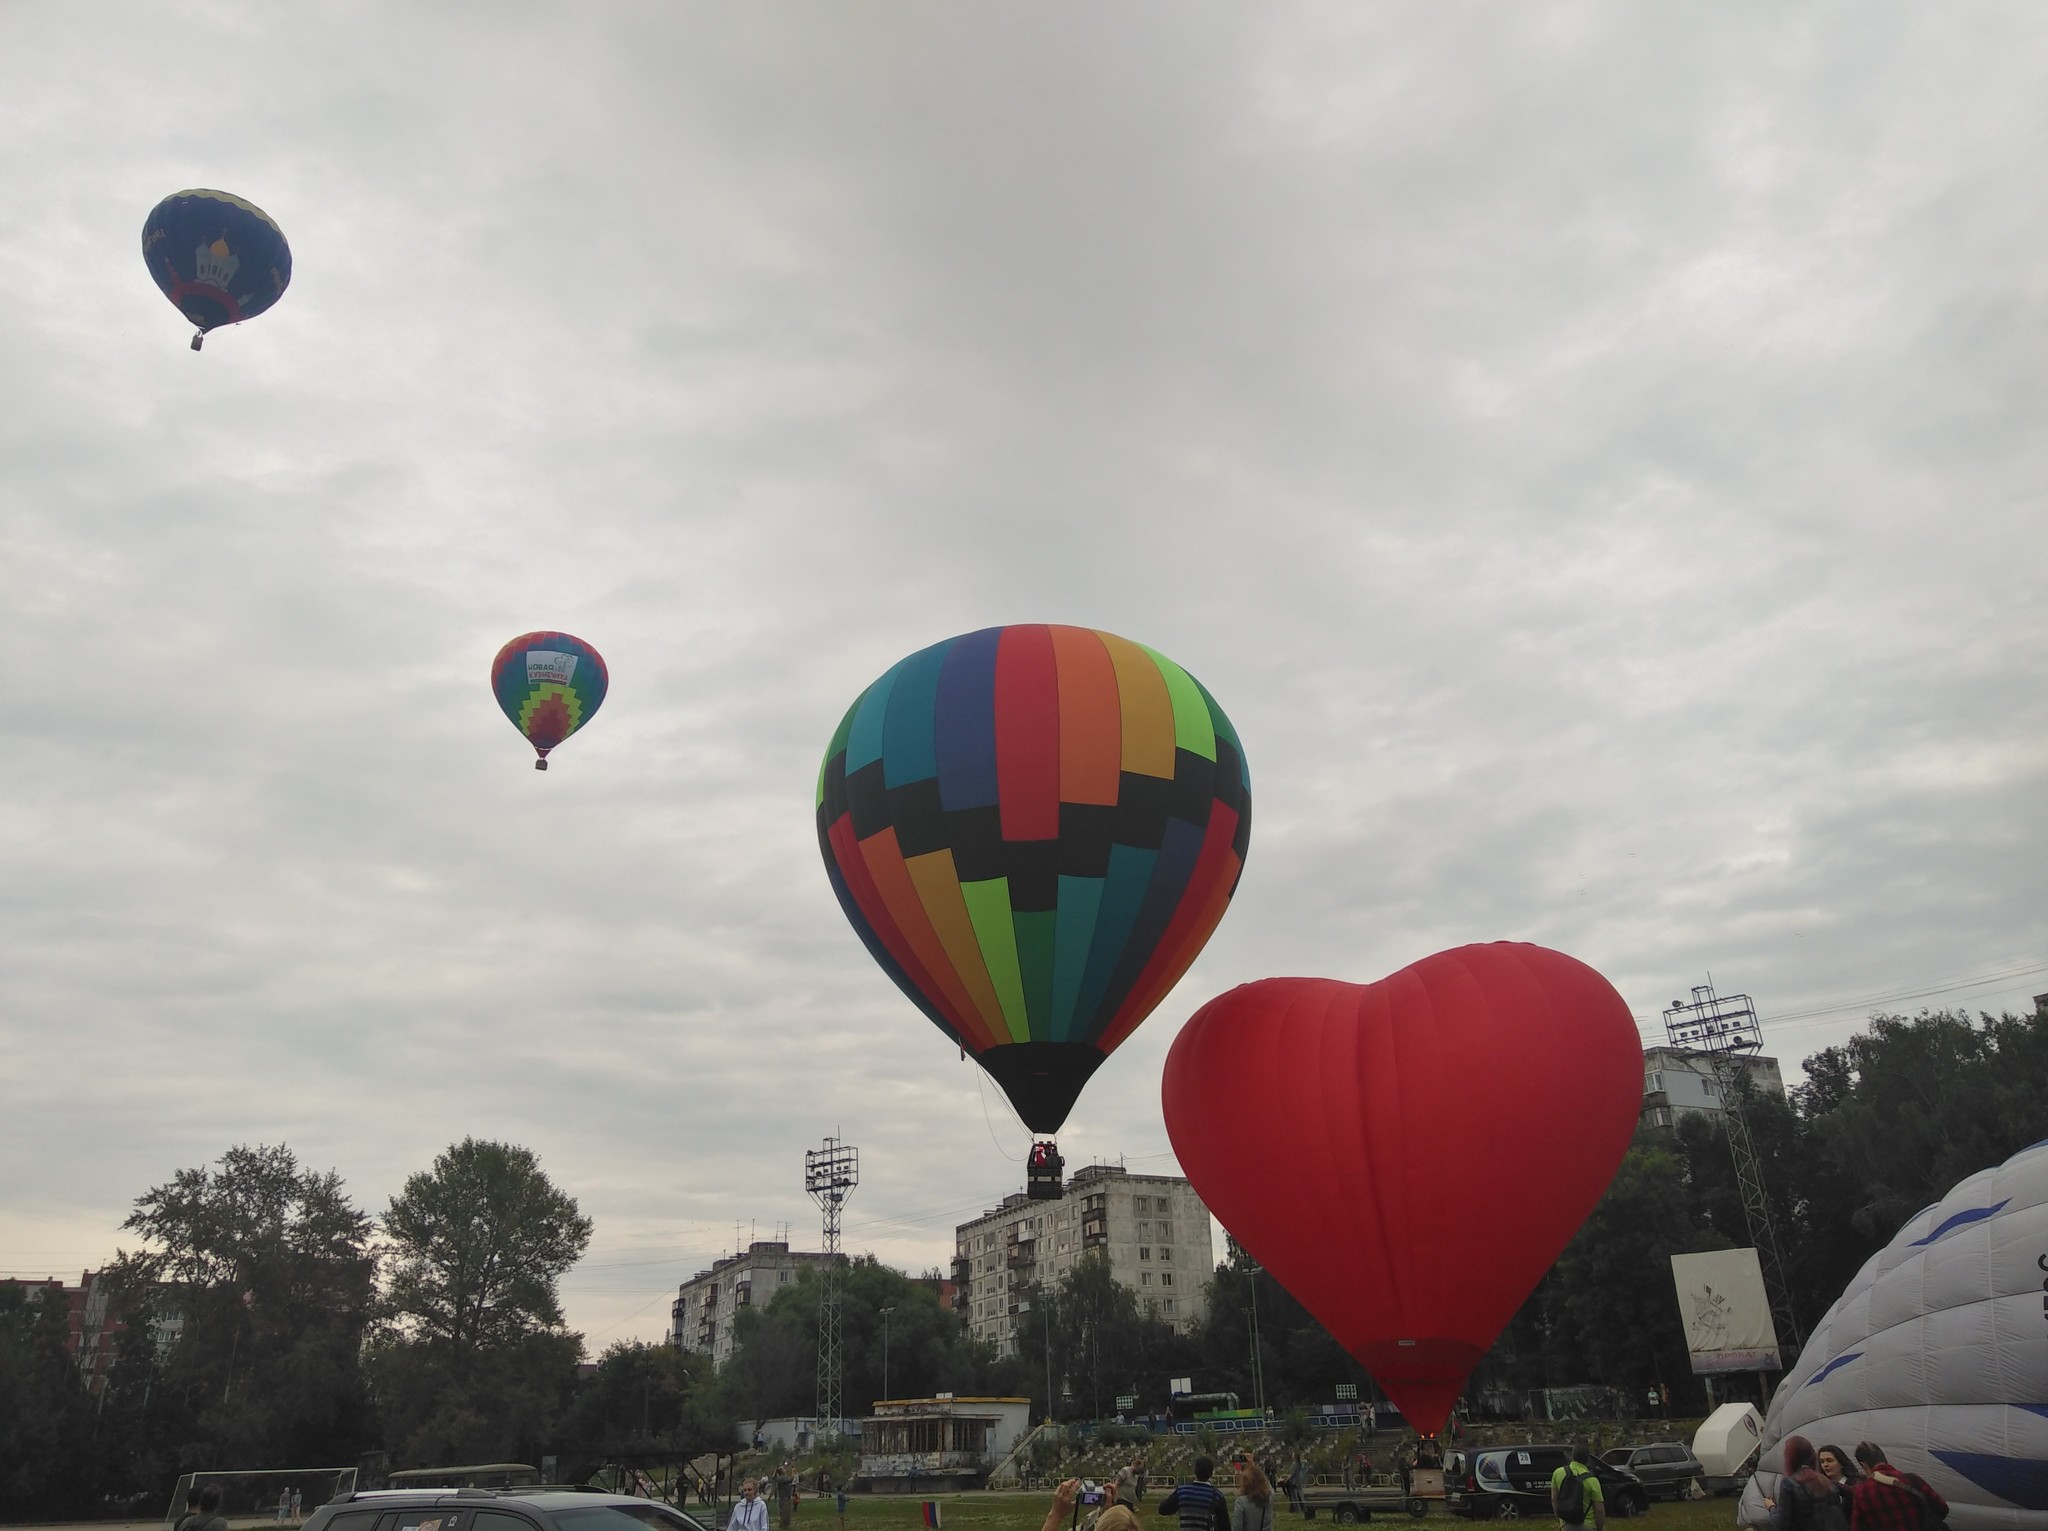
[1741, 1139, 2048, 1531]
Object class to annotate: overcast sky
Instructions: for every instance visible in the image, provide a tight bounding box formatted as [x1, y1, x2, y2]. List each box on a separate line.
[1, 3, 2043, 1350]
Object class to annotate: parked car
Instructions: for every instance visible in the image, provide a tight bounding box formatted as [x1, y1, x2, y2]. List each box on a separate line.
[1443, 1446, 1651, 1520]
[1601, 1444, 1706, 1502]
[304, 1489, 714, 1531]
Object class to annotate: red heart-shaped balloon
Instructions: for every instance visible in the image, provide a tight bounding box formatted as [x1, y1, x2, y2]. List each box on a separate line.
[1162, 942, 1642, 1436]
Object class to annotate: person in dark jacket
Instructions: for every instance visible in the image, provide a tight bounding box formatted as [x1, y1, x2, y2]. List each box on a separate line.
[1848, 1443, 1947, 1531]
[1769, 1437, 1850, 1531]
[1160, 1458, 1230, 1531]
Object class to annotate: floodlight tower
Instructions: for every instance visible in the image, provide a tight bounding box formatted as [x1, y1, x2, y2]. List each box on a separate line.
[806, 1135, 859, 1437]
[1662, 982, 1802, 1351]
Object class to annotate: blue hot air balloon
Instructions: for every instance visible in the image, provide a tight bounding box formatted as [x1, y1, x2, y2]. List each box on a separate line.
[141, 190, 292, 351]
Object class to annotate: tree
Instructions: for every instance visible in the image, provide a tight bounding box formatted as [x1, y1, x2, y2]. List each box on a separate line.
[0, 1283, 96, 1518]
[557, 1341, 725, 1477]
[382, 1138, 592, 1366]
[370, 1138, 591, 1466]
[718, 1257, 1022, 1425]
[101, 1143, 379, 1477]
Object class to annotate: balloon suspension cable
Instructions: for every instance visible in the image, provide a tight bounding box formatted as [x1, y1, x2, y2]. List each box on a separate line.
[973, 1066, 1024, 1161]
[190, 330, 204, 352]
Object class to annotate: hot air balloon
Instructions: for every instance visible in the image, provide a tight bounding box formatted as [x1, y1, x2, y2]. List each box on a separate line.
[1161, 943, 1641, 1437]
[817, 625, 1251, 1175]
[141, 190, 292, 351]
[492, 631, 608, 770]
[1739, 1139, 2048, 1531]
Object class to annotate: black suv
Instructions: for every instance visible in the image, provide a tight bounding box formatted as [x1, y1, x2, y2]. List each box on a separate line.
[305, 1490, 714, 1531]
[1601, 1445, 1705, 1503]
[1443, 1446, 1650, 1520]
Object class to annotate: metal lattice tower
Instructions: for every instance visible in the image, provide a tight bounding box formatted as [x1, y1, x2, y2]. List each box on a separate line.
[805, 1136, 859, 1438]
[1662, 982, 1803, 1353]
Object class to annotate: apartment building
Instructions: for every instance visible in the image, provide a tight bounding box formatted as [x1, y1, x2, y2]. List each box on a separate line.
[952, 1164, 1212, 1353]
[1641, 1045, 1787, 1129]
[667, 1240, 835, 1369]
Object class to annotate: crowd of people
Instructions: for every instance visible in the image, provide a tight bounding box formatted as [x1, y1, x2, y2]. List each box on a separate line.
[1764, 1437, 1947, 1531]
[1030, 1456, 1282, 1531]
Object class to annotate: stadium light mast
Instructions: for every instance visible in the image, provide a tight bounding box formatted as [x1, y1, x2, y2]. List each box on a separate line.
[1662, 981, 1802, 1352]
[806, 1135, 859, 1439]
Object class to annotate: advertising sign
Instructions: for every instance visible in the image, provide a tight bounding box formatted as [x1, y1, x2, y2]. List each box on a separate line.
[1670, 1248, 1781, 1373]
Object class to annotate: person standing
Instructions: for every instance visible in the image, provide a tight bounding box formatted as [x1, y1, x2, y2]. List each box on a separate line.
[1767, 1438, 1848, 1531]
[278, 1490, 292, 1524]
[194, 1488, 229, 1531]
[1550, 1445, 1605, 1531]
[1816, 1446, 1864, 1517]
[1160, 1458, 1231, 1531]
[728, 1479, 770, 1531]
[291, 1489, 303, 1522]
[1232, 1461, 1275, 1531]
[1847, 1443, 1946, 1531]
[1117, 1460, 1140, 1509]
[1286, 1454, 1307, 1516]
[835, 1485, 849, 1531]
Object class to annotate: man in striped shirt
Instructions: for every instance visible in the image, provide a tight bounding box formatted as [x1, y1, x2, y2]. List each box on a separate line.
[1159, 1459, 1229, 1531]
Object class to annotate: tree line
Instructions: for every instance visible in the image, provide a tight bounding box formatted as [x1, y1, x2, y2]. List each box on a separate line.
[2, 1005, 2040, 1518]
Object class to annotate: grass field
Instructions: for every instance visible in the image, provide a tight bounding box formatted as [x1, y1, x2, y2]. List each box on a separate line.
[782, 1490, 1740, 1531]
[20, 1486, 1741, 1531]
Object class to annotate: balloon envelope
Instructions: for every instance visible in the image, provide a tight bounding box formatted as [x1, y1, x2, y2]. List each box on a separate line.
[492, 631, 608, 767]
[1162, 943, 1641, 1435]
[1740, 1138, 2048, 1531]
[817, 624, 1251, 1133]
[141, 190, 291, 339]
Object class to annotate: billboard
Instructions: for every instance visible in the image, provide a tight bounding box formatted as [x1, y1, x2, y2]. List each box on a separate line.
[1670, 1249, 1782, 1373]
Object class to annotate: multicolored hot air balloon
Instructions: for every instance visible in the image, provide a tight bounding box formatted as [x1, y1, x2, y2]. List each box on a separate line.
[816, 625, 1251, 1137]
[492, 631, 608, 771]
[141, 190, 292, 351]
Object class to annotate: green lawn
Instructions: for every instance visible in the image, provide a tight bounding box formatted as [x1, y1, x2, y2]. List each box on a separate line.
[807, 1492, 1738, 1531]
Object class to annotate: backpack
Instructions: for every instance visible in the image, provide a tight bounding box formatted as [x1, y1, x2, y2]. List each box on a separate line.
[1555, 1464, 1590, 1526]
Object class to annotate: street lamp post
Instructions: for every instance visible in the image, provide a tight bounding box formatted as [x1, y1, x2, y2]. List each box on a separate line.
[880, 1306, 895, 1401]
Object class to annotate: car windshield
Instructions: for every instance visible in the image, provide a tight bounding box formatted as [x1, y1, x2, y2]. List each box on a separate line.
[554, 1509, 707, 1531]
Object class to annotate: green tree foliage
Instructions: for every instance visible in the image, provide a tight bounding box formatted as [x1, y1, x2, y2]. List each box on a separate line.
[102, 1143, 379, 1478]
[1015, 1252, 1202, 1420]
[0, 1283, 97, 1518]
[369, 1138, 592, 1467]
[382, 1138, 592, 1363]
[557, 1341, 726, 1476]
[719, 1257, 1024, 1424]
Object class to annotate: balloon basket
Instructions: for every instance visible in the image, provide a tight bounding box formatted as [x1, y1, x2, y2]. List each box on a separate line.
[190, 331, 204, 352]
[534, 758, 548, 771]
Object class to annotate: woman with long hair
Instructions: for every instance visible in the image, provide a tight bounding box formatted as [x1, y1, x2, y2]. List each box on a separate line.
[1234, 1459, 1276, 1531]
[1769, 1437, 1850, 1531]
[1815, 1445, 1864, 1512]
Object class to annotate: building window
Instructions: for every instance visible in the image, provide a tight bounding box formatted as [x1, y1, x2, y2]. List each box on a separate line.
[1137, 1221, 1151, 1239]
[1141, 1272, 1152, 1286]
[1157, 1222, 1173, 1240]
[1165, 1298, 1177, 1314]
[1139, 1247, 1150, 1261]
[1160, 1247, 1172, 1261]
[1161, 1273, 1173, 1287]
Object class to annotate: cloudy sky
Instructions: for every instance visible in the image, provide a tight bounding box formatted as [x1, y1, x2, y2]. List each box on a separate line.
[2, 3, 2043, 1349]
